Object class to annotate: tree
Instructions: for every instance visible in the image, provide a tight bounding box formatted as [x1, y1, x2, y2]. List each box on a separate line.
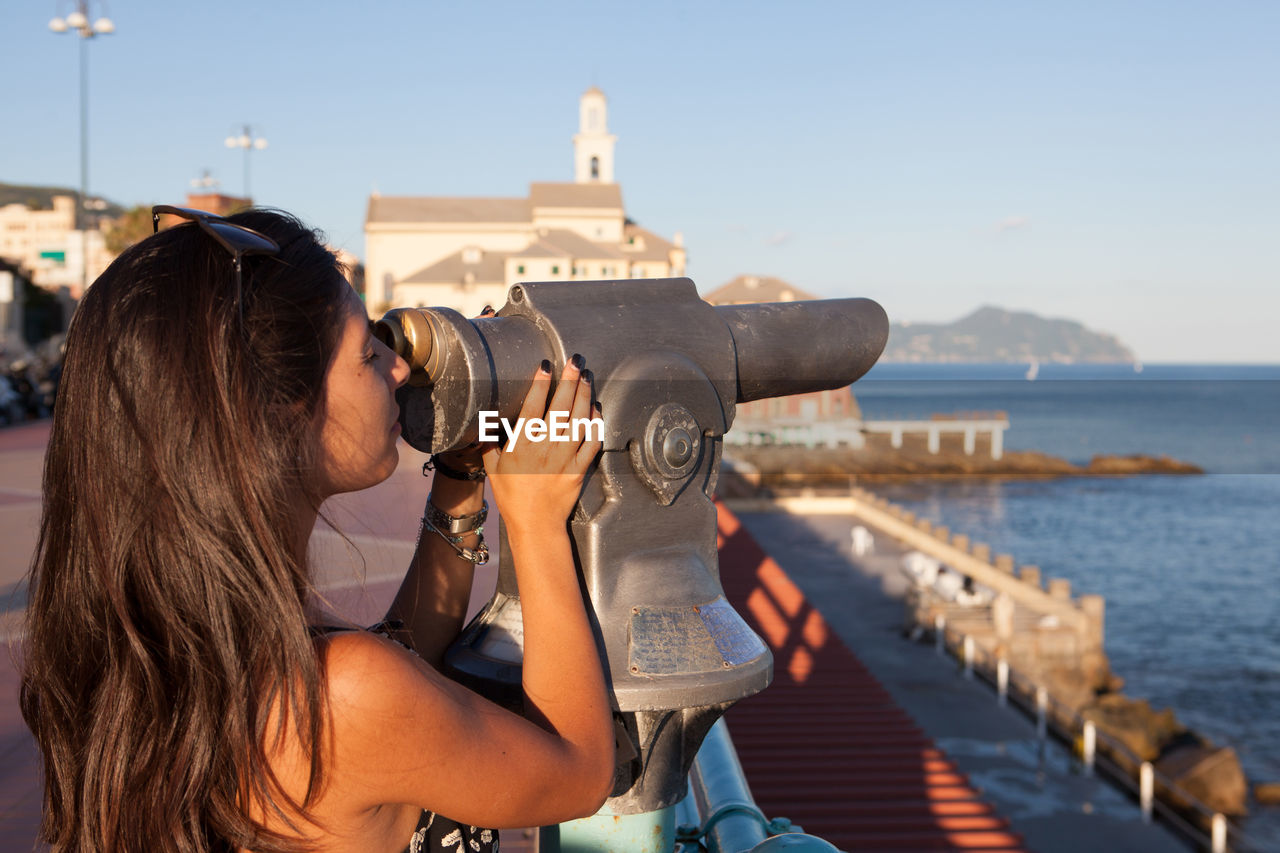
[104, 205, 154, 255]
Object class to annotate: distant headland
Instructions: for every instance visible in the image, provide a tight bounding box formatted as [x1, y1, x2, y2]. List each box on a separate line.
[883, 306, 1136, 364]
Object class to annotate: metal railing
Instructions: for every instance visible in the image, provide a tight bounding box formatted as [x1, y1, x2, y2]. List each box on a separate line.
[675, 719, 841, 853]
[930, 615, 1267, 852]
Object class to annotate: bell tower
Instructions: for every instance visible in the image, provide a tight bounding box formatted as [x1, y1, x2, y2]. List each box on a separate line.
[573, 86, 616, 184]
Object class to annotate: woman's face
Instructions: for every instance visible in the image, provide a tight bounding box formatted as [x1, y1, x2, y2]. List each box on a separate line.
[314, 286, 410, 496]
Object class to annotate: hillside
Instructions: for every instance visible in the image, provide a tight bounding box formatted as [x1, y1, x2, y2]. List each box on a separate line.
[883, 306, 1136, 363]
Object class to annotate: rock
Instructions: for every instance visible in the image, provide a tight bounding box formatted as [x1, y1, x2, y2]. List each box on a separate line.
[1157, 743, 1249, 817]
[1255, 782, 1280, 805]
[722, 443, 1202, 484]
[1085, 454, 1203, 475]
[1078, 648, 1112, 693]
[1082, 694, 1184, 762]
[1039, 666, 1096, 715]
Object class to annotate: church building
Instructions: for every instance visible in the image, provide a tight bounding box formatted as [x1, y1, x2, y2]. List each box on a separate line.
[364, 88, 686, 315]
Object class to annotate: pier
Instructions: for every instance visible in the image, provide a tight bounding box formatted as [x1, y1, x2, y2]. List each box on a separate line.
[723, 483, 1263, 851]
[863, 412, 1010, 460]
[725, 411, 1011, 461]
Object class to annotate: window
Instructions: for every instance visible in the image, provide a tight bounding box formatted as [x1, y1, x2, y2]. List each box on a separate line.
[517, 264, 525, 274]
[590, 156, 599, 180]
[551, 265, 560, 274]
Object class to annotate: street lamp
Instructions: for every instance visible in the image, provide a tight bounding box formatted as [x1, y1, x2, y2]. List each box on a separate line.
[190, 169, 220, 192]
[49, 1, 113, 296]
[225, 125, 268, 201]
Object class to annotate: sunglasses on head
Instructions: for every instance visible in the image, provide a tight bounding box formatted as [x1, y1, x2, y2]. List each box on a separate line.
[151, 205, 280, 324]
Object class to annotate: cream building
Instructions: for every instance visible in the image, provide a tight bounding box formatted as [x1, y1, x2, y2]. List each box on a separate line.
[364, 88, 686, 315]
[0, 195, 113, 298]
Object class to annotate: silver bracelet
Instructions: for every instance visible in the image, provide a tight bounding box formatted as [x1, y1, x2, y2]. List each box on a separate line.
[424, 498, 488, 536]
[421, 515, 490, 565]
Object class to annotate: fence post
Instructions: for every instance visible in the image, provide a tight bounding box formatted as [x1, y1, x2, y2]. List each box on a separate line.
[1036, 687, 1048, 739]
[1081, 721, 1095, 777]
[1211, 813, 1227, 853]
[997, 658, 1008, 707]
[963, 636, 974, 679]
[935, 614, 945, 656]
[1140, 762, 1154, 824]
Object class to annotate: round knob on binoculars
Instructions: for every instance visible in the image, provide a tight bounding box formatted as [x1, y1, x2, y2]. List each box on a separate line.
[373, 308, 446, 387]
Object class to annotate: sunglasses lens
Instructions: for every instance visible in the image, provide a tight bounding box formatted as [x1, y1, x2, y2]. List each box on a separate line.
[203, 220, 278, 255]
[151, 206, 279, 255]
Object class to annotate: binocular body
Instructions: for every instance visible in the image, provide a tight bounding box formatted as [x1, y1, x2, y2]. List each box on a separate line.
[376, 278, 887, 812]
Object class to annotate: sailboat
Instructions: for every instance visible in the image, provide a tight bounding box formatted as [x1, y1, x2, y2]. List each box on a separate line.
[1025, 358, 1039, 381]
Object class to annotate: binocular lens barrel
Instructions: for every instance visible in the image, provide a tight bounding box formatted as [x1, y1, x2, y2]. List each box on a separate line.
[374, 308, 445, 386]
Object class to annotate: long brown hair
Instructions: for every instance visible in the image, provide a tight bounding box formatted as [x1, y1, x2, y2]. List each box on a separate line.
[20, 209, 349, 852]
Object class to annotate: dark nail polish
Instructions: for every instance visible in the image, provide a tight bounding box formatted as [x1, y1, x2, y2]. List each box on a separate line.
[594, 401, 603, 413]
[581, 369, 593, 385]
[540, 359, 552, 374]
[482, 304, 494, 315]
[571, 353, 586, 370]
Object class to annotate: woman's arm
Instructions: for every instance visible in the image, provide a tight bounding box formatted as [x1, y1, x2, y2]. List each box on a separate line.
[383, 460, 486, 669]
[480, 356, 613, 783]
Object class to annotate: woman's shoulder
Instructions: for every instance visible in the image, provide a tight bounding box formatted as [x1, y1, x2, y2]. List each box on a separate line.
[318, 627, 444, 711]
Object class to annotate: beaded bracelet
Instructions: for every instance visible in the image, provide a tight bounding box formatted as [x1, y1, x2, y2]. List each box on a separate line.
[421, 515, 490, 564]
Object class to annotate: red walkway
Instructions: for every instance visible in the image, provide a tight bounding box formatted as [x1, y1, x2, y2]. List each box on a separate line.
[718, 502, 1029, 852]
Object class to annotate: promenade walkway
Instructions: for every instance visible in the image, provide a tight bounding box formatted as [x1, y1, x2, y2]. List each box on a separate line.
[719, 505, 1029, 850]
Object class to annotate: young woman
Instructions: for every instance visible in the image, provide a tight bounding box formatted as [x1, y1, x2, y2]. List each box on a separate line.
[19, 208, 614, 852]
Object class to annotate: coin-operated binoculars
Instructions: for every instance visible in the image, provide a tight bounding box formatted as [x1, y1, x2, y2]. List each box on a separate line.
[375, 278, 887, 827]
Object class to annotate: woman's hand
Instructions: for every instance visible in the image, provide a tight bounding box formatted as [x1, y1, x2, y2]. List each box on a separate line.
[482, 355, 602, 538]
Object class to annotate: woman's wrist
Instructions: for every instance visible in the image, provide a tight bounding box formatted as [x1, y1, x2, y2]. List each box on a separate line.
[426, 476, 485, 516]
[503, 517, 569, 553]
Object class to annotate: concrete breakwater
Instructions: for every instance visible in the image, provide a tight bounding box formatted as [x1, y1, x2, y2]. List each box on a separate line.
[728, 438, 1203, 483]
[722, 479, 1252, 843]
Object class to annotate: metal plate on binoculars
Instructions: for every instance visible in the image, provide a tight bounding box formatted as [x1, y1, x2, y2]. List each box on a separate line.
[628, 597, 767, 676]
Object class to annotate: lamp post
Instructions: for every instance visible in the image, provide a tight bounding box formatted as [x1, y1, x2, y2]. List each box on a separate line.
[225, 125, 268, 201]
[49, 1, 114, 296]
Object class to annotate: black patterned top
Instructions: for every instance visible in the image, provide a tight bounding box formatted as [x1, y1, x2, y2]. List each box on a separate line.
[403, 811, 498, 853]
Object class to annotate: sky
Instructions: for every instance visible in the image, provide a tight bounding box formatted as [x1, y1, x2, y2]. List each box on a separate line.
[3, 1, 1277, 362]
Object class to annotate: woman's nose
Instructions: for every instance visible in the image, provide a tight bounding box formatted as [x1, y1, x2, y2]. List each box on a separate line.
[390, 352, 411, 389]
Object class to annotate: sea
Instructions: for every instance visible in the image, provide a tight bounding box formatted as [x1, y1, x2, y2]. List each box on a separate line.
[852, 362, 1280, 846]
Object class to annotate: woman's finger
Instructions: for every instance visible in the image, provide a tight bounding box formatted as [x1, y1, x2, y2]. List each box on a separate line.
[575, 402, 604, 468]
[517, 360, 554, 423]
[568, 368, 594, 430]
[547, 354, 585, 417]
